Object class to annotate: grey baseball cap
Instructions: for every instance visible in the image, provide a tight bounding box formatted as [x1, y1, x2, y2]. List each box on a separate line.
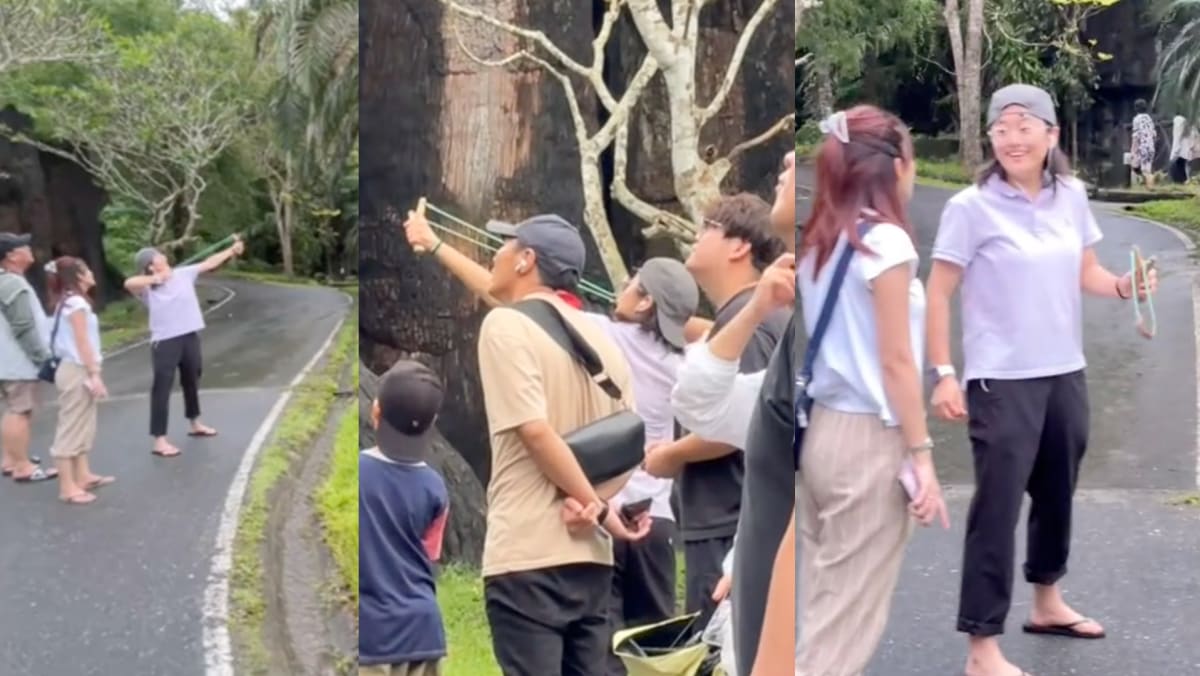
[987, 84, 1058, 127]
[636, 258, 699, 350]
[486, 214, 586, 290]
[134, 247, 161, 273]
[0, 232, 31, 258]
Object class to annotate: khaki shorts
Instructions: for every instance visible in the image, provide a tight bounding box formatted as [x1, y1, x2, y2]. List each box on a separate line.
[358, 661, 442, 676]
[0, 380, 37, 415]
[50, 362, 97, 459]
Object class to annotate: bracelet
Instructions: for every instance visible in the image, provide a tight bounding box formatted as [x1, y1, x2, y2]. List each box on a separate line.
[429, 239, 444, 256]
[1115, 277, 1129, 300]
[909, 437, 934, 454]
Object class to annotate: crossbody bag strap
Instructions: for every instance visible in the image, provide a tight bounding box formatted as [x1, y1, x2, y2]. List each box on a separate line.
[511, 299, 623, 402]
[800, 221, 873, 381]
[48, 295, 68, 360]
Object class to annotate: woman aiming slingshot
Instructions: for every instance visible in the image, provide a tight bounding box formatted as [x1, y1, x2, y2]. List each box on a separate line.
[124, 235, 246, 457]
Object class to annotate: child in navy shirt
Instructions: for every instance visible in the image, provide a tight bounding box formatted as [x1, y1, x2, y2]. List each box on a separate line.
[359, 360, 450, 676]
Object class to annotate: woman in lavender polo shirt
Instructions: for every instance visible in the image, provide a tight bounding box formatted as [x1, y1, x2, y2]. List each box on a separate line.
[124, 238, 244, 457]
[925, 84, 1157, 676]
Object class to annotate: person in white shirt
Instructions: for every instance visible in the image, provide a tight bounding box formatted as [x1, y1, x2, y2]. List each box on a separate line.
[45, 257, 113, 505]
[1170, 114, 1197, 184]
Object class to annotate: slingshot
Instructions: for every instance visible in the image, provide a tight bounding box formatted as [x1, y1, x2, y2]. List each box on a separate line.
[181, 234, 240, 266]
[1130, 245, 1156, 339]
[408, 198, 618, 304]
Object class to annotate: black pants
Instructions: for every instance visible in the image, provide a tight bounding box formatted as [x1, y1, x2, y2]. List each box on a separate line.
[1169, 157, 1189, 184]
[150, 332, 203, 437]
[957, 371, 1089, 636]
[485, 563, 612, 676]
[606, 518, 677, 676]
[683, 534, 733, 617]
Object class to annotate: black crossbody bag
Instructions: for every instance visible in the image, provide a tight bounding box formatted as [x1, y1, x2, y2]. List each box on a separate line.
[513, 299, 646, 485]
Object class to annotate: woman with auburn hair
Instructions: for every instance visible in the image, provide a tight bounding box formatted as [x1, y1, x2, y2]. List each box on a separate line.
[792, 104, 949, 674]
[927, 84, 1156, 676]
[45, 256, 112, 505]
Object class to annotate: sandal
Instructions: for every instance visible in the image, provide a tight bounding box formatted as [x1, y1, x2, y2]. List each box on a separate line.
[84, 476, 116, 489]
[151, 446, 181, 458]
[13, 466, 58, 482]
[60, 491, 96, 505]
[188, 426, 218, 438]
[1022, 617, 1105, 639]
[2, 455, 41, 476]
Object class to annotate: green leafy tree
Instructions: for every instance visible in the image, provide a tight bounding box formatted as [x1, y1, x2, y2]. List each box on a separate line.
[1157, 0, 1200, 123]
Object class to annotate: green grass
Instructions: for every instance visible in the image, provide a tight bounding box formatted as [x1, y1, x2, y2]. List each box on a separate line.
[97, 297, 146, 352]
[1169, 493, 1200, 507]
[916, 157, 972, 188]
[228, 307, 356, 673]
[437, 552, 690, 675]
[316, 378, 360, 608]
[1128, 198, 1200, 233]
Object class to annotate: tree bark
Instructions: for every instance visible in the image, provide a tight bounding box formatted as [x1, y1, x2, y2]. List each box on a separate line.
[360, 0, 596, 483]
[360, 361, 486, 567]
[945, 0, 985, 170]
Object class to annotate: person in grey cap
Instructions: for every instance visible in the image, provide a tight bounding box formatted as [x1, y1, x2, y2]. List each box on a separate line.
[123, 236, 245, 457]
[926, 84, 1158, 676]
[0, 232, 56, 482]
[402, 207, 656, 673]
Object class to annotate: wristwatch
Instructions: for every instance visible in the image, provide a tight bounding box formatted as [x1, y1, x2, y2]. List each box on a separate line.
[933, 364, 957, 380]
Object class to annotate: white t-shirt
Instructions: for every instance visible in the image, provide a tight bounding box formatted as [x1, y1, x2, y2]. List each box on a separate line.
[52, 295, 102, 368]
[797, 223, 924, 426]
[585, 314, 681, 521]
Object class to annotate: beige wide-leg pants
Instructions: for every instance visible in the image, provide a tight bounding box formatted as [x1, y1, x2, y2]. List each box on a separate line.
[797, 404, 915, 676]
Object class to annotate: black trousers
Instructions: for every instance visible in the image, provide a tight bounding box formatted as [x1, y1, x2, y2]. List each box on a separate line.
[957, 371, 1089, 636]
[1169, 157, 1189, 184]
[485, 563, 612, 676]
[606, 517, 677, 676]
[683, 534, 734, 617]
[149, 332, 203, 437]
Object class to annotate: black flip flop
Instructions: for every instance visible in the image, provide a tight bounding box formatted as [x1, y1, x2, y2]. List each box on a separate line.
[1022, 618, 1105, 639]
[2, 456, 42, 476]
[151, 447, 181, 458]
[187, 429, 218, 438]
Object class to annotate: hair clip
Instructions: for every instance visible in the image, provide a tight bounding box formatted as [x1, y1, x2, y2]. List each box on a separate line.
[818, 111, 850, 144]
[43, 261, 57, 274]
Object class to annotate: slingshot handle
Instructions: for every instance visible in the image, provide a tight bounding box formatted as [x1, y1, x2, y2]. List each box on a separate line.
[411, 197, 428, 253]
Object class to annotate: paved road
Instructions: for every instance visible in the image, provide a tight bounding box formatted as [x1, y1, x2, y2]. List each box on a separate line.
[0, 278, 349, 676]
[797, 167, 1200, 675]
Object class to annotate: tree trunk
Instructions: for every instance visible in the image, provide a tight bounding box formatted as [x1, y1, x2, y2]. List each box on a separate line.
[607, 0, 794, 258]
[360, 0, 596, 483]
[946, 0, 985, 170]
[814, 62, 834, 118]
[360, 361, 486, 566]
[277, 195, 294, 277]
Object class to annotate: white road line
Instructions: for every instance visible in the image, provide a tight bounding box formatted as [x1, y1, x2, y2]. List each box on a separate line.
[104, 283, 238, 359]
[201, 292, 352, 676]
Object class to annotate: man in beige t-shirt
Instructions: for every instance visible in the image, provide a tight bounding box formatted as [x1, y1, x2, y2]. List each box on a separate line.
[473, 214, 649, 675]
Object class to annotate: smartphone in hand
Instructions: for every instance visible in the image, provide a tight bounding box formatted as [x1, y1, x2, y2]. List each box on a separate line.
[619, 498, 653, 525]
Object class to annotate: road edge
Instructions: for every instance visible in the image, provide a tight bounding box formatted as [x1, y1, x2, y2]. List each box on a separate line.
[104, 282, 238, 359]
[200, 289, 354, 676]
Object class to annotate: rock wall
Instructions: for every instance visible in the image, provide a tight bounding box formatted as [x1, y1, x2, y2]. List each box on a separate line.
[0, 107, 111, 306]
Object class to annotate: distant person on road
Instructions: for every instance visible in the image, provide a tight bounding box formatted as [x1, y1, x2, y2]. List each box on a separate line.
[359, 359, 450, 676]
[0, 232, 56, 483]
[926, 84, 1158, 676]
[1170, 114, 1197, 184]
[123, 237, 244, 458]
[1130, 99, 1157, 188]
[44, 257, 113, 505]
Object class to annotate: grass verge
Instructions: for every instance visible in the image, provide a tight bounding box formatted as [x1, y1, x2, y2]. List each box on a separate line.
[916, 157, 971, 189]
[1127, 198, 1200, 234]
[316, 372, 360, 608]
[228, 301, 356, 673]
[1168, 493, 1200, 507]
[98, 298, 146, 352]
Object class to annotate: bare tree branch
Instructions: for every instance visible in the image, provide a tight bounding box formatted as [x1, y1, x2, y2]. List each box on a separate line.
[612, 120, 695, 242]
[0, 0, 106, 75]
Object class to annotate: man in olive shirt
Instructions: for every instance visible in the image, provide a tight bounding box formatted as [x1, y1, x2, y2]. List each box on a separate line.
[474, 214, 649, 675]
[643, 194, 789, 616]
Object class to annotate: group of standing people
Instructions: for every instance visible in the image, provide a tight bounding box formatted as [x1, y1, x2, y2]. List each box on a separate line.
[0, 231, 244, 504]
[778, 83, 1158, 676]
[357, 148, 798, 676]
[1129, 97, 1199, 186]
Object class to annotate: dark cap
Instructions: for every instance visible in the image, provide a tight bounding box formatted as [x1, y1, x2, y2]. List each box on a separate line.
[486, 214, 586, 290]
[636, 258, 699, 350]
[987, 84, 1058, 127]
[375, 360, 445, 462]
[0, 232, 31, 258]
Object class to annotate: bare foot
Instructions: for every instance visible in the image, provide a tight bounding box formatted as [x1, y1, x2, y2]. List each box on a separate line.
[188, 422, 218, 437]
[152, 442, 181, 457]
[81, 475, 116, 489]
[1026, 605, 1105, 638]
[965, 654, 1029, 676]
